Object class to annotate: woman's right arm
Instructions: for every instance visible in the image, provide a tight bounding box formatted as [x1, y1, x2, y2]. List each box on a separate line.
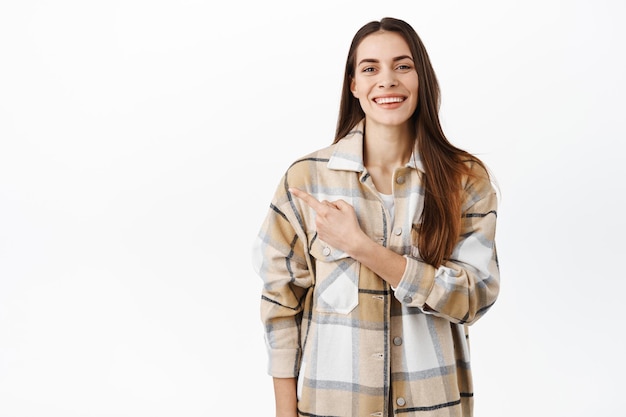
[273, 377, 298, 417]
[253, 175, 312, 416]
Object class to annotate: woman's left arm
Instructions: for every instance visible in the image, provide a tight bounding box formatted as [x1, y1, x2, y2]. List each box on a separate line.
[395, 186, 500, 325]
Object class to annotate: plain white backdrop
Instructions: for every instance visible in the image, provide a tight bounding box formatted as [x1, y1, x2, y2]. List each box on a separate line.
[1, 0, 625, 416]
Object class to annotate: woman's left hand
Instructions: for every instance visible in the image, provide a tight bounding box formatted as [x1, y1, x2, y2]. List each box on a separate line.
[289, 187, 365, 256]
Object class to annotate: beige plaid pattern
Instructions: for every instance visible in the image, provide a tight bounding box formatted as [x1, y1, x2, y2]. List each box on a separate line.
[253, 121, 499, 416]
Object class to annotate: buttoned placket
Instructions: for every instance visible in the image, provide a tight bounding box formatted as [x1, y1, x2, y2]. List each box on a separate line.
[359, 166, 414, 416]
[358, 169, 392, 417]
[388, 167, 413, 414]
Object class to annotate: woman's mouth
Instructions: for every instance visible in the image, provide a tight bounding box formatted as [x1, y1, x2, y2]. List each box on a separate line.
[374, 96, 405, 104]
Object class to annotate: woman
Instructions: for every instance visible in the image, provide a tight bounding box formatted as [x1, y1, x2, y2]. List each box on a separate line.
[253, 17, 499, 417]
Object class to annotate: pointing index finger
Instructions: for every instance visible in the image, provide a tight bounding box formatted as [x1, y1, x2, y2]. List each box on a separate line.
[289, 187, 325, 212]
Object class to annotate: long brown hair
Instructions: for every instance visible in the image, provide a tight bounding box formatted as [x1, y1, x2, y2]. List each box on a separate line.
[335, 17, 485, 267]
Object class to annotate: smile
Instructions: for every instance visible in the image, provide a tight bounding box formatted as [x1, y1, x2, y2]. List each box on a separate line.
[374, 96, 405, 104]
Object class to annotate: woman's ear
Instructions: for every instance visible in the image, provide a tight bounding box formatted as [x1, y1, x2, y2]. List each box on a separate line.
[350, 79, 358, 98]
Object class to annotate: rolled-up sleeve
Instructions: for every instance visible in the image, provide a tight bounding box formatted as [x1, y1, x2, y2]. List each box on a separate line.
[393, 175, 500, 325]
[252, 178, 312, 377]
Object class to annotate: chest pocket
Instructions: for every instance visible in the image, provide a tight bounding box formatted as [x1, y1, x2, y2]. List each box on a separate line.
[309, 238, 360, 315]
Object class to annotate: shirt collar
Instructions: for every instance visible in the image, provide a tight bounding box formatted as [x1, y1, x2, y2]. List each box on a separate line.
[327, 120, 425, 173]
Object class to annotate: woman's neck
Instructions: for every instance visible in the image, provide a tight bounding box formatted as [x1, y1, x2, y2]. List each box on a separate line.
[363, 122, 414, 170]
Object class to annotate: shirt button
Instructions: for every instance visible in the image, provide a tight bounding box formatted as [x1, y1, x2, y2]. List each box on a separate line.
[322, 247, 331, 256]
[393, 227, 402, 236]
[393, 337, 403, 346]
[396, 176, 405, 184]
[396, 397, 406, 407]
[403, 296, 413, 303]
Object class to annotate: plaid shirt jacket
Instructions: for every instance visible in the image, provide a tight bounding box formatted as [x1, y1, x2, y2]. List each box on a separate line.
[253, 122, 499, 417]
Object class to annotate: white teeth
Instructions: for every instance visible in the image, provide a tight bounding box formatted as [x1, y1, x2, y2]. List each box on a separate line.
[375, 97, 404, 104]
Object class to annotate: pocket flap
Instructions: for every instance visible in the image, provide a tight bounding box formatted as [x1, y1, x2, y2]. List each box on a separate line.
[309, 237, 351, 262]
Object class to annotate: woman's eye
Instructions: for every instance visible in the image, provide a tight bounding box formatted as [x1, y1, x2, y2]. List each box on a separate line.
[397, 64, 412, 70]
[362, 67, 375, 73]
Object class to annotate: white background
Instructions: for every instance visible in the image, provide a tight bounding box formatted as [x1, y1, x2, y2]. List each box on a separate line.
[1, 0, 625, 416]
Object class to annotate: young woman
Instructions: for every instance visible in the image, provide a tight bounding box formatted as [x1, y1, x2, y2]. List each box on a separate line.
[253, 17, 499, 417]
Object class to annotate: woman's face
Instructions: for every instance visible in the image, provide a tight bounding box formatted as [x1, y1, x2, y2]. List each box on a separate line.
[351, 31, 419, 130]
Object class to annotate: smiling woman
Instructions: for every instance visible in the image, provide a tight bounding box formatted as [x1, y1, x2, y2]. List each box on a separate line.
[351, 32, 419, 133]
[252, 17, 499, 417]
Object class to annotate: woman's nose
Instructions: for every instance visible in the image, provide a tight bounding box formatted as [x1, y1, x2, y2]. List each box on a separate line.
[378, 70, 398, 88]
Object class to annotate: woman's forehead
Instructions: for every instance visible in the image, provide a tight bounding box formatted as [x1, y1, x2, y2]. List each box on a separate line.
[356, 32, 412, 62]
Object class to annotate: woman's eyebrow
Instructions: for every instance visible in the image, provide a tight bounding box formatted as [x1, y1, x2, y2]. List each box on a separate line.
[393, 55, 414, 62]
[357, 55, 414, 66]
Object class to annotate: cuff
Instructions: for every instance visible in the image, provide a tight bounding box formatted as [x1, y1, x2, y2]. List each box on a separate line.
[392, 255, 436, 308]
[267, 348, 301, 378]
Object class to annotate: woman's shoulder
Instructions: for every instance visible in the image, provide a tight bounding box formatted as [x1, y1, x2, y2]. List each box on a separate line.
[462, 156, 490, 181]
[285, 142, 339, 173]
[460, 155, 498, 203]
